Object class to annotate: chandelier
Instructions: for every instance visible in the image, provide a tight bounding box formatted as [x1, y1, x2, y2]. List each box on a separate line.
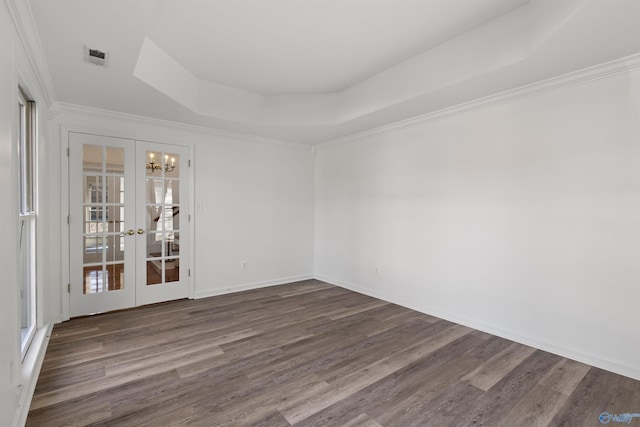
[147, 153, 175, 173]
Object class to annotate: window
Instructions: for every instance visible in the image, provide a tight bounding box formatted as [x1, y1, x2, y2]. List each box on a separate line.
[18, 88, 36, 357]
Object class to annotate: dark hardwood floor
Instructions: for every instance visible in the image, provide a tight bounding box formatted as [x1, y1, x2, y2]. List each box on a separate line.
[27, 280, 640, 426]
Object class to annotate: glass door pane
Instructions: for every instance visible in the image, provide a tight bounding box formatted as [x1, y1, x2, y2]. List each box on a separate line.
[136, 143, 189, 305]
[81, 144, 126, 294]
[69, 133, 136, 316]
[143, 150, 180, 285]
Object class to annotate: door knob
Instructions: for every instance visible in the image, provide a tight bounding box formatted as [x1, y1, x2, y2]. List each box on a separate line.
[137, 229, 145, 234]
[127, 229, 135, 235]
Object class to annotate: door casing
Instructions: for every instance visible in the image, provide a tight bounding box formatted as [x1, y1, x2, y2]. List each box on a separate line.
[61, 127, 195, 320]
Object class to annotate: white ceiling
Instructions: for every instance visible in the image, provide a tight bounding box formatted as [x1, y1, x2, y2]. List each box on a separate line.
[28, 0, 640, 144]
[147, 0, 527, 94]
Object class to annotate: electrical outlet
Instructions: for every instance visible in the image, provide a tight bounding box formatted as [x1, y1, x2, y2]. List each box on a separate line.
[375, 267, 379, 274]
[241, 260, 247, 270]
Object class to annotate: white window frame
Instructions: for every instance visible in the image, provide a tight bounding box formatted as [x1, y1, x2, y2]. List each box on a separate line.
[18, 87, 37, 359]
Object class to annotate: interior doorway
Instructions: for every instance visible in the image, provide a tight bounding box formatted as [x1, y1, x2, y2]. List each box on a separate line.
[68, 132, 190, 317]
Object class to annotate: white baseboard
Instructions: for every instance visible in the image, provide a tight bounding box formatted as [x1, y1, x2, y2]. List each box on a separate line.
[194, 274, 315, 299]
[14, 323, 53, 427]
[315, 274, 640, 382]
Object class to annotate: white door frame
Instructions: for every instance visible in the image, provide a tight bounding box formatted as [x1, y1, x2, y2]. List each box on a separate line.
[60, 125, 195, 321]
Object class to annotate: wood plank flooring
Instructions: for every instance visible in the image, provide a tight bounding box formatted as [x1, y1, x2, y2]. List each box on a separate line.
[27, 280, 640, 426]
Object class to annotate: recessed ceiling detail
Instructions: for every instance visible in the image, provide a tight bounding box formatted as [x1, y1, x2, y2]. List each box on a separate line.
[28, 0, 640, 143]
[133, 0, 585, 127]
[145, 0, 530, 95]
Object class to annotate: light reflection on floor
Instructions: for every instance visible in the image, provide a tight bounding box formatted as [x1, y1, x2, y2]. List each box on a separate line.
[83, 264, 124, 294]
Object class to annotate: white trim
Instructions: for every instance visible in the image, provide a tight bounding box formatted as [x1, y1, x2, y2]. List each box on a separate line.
[60, 123, 197, 154]
[316, 274, 640, 382]
[13, 323, 53, 427]
[56, 103, 311, 150]
[317, 53, 640, 149]
[194, 274, 314, 299]
[188, 147, 195, 300]
[60, 126, 70, 321]
[4, 0, 56, 107]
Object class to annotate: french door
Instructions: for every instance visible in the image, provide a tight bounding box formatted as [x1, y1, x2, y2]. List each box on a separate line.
[69, 132, 189, 317]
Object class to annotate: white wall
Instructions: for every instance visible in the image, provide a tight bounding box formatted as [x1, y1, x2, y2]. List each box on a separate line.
[194, 131, 314, 297]
[0, 4, 21, 423]
[1, 1, 53, 425]
[47, 106, 315, 321]
[315, 67, 640, 380]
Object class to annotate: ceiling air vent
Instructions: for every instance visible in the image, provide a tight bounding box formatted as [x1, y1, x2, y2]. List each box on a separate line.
[84, 46, 109, 67]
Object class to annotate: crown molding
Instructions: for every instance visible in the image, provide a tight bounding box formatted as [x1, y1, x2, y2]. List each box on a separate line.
[55, 102, 312, 150]
[5, 0, 57, 107]
[317, 52, 640, 149]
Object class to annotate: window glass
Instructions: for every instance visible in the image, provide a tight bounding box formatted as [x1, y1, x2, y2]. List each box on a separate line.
[18, 88, 36, 357]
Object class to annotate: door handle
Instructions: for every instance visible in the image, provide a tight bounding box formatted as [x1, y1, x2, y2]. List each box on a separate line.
[127, 229, 135, 235]
[137, 229, 145, 234]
